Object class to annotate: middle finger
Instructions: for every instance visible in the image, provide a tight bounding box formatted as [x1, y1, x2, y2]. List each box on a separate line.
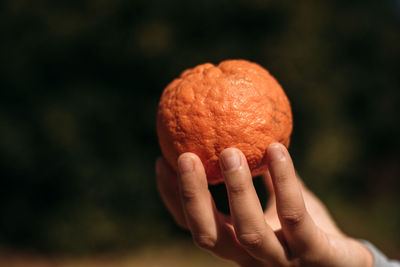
[220, 148, 287, 264]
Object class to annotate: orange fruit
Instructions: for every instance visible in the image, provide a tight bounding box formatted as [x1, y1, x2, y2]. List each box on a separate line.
[157, 59, 293, 184]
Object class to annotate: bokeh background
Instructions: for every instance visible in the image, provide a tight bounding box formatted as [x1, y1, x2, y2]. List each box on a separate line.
[1, 0, 399, 265]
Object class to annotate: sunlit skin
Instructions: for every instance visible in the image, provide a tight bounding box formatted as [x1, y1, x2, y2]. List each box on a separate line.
[156, 143, 373, 267]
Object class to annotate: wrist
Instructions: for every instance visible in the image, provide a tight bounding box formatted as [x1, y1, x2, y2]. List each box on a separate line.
[354, 239, 374, 267]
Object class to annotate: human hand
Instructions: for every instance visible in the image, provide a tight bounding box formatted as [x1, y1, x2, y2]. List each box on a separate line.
[156, 143, 373, 267]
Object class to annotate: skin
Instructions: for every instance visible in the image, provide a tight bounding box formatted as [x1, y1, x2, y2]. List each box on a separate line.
[155, 143, 374, 267]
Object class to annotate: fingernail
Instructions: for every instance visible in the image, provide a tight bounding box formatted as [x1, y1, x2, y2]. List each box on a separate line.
[221, 149, 241, 171]
[268, 143, 285, 161]
[178, 155, 194, 174]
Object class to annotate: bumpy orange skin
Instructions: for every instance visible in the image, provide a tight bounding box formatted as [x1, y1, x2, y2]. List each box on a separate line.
[157, 59, 292, 184]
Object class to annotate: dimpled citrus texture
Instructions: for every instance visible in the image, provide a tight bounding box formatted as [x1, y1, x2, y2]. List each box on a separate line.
[157, 59, 292, 184]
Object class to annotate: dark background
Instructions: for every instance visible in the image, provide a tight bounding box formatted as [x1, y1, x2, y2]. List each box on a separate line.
[1, 0, 399, 259]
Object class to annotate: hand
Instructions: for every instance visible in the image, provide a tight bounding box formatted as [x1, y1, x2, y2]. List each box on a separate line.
[156, 143, 374, 267]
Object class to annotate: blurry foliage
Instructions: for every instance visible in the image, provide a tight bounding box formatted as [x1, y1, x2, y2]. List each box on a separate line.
[0, 0, 399, 257]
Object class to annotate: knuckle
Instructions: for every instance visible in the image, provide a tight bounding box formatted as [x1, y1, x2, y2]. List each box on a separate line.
[192, 234, 217, 250]
[280, 210, 305, 227]
[273, 172, 290, 185]
[237, 232, 264, 250]
[227, 181, 249, 196]
[180, 186, 198, 202]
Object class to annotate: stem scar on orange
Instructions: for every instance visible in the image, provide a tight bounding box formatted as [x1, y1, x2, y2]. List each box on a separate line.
[157, 59, 293, 184]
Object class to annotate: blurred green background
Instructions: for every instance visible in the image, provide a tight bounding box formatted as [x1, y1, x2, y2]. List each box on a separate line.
[1, 0, 399, 261]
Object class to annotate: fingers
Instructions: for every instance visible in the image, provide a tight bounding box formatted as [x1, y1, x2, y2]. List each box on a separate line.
[220, 148, 287, 263]
[177, 153, 219, 250]
[267, 143, 320, 256]
[157, 156, 253, 264]
[156, 157, 187, 228]
[177, 153, 258, 264]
